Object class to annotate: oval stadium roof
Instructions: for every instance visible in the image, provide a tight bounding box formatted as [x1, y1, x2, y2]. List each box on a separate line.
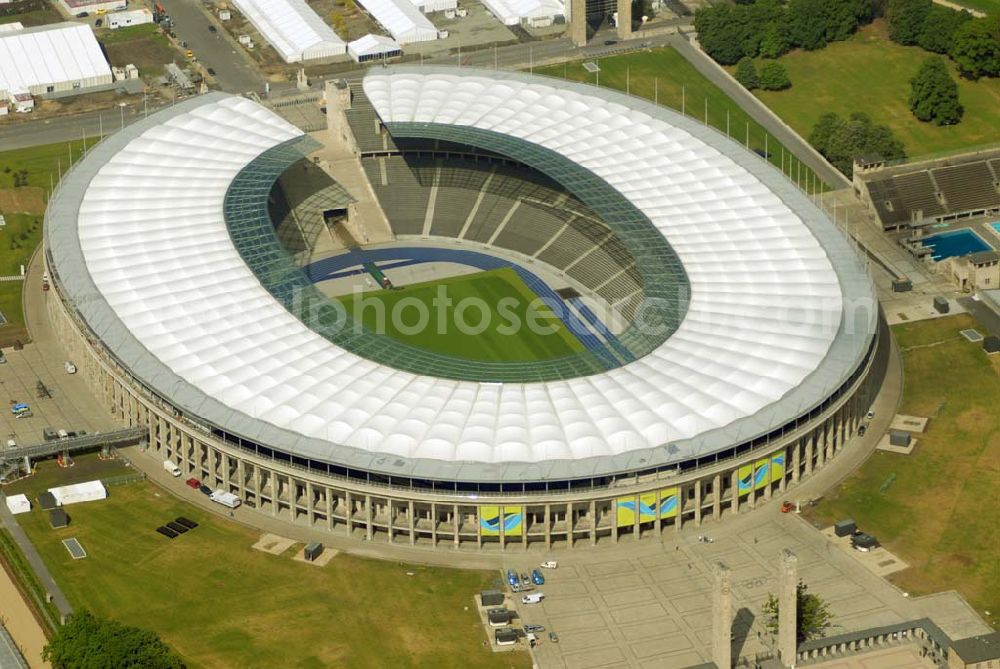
[46, 70, 877, 483]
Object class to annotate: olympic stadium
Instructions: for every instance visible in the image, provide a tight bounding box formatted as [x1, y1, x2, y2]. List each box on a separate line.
[43, 67, 889, 550]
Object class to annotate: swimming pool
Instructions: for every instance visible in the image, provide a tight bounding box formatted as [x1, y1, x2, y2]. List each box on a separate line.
[921, 229, 992, 260]
[992, 222, 1000, 236]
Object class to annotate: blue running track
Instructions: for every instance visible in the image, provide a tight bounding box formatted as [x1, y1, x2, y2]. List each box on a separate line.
[305, 247, 619, 369]
[569, 297, 634, 363]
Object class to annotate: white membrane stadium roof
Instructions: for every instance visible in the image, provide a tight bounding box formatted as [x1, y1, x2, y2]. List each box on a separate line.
[0, 22, 110, 95]
[49, 72, 875, 480]
[231, 0, 345, 62]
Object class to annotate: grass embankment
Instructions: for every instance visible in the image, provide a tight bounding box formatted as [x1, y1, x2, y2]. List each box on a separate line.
[14, 474, 528, 669]
[338, 267, 584, 362]
[0, 141, 84, 342]
[753, 21, 1000, 160]
[535, 46, 827, 191]
[806, 315, 999, 625]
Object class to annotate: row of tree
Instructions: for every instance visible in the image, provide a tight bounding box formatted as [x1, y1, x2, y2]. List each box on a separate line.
[694, 0, 877, 66]
[888, 0, 1000, 79]
[43, 611, 183, 669]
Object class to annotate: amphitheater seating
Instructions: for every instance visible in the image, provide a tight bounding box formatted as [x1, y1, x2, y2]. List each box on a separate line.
[891, 171, 945, 219]
[865, 179, 908, 227]
[931, 162, 1000, 213]
[365, 152, 646, 322]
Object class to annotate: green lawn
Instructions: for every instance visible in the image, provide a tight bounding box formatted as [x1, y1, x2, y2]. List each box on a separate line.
[753, 21, 1000, 160]
[14, 471, 529, 669]
[806, 315, 999, 626]
[338, 268, 585, 362]
[0, 5, 62, 27]
[100, 24, 180, 78]
[535, 47, 827, 191]
[0, 141, 84, 339]
[949, 0, 998, 14]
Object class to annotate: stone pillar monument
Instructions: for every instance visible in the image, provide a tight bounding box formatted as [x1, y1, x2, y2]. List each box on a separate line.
[712, 562, 733, 669]
[616, 0, 632, 40]
[778, 548, 798, 666]
[570, 0, 587, 47]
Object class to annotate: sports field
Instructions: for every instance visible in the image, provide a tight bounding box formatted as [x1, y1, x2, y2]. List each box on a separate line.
[806, 315, 998, 627]
[535, 47, 826, 191]
[752, 21, 1000, 159]
[338, 268, 584, 362]
[11, 461, 529, 669]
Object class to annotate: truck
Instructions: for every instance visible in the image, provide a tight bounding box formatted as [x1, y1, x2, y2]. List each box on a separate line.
[521, 593, 544, 605]
[209, 489, 241, 509]
[163, 460, 182, 477]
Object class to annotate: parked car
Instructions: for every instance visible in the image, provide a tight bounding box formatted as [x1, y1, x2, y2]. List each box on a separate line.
[851, 532, 879, 552]
[524, 624, 545, 634]
[208, 24, 217, 33]
[199, 484, 212, 496]
[43, 427, 58, 441]
[521, 593, 544, 604]
[604, 39, 617, 45]
[866, 410, 875, 420]
[207, 67, 216, 76]
[0, 350, 6, 363]
[11, 402, 30, 415]
[65, 361, 77, 374]
[95, 18, 102, 27]
[506, 569, 518, 586]
[548, 631, 559, 643]
[185, 477, 200, 490]
[780, 501, 795, 513]
[531, 569, 544, 586]
[858, 424, 867, 436]
[540, 560, 558, 569]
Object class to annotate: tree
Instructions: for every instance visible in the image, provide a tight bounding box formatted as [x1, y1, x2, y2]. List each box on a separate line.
[735, 57, 759, 90]
[759, 21, 792, 58]
[808, 112, 906, 175]
[823, 0, 875, 42]
[909, 56, 963, 124]
[887, 0, 933, 45]
[786, 0, 829, 50]
[951, 17, 1000, 79]
[758, 61, 792, 90]
[43, 611, 183, 669]
[761, 582, 834, 643]
[918, 5, 972, 54]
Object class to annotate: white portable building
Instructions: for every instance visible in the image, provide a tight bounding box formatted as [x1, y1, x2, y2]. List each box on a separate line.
[0, 22, 24, 34]
[348, 34, 402, 63]
[357, 0, 440, 43]
[0, 22, 113, 102]
[5, 494, 30, 515]
[108, 8, 154, 30]
[49, 480, 108, 506]
[481, 0, 564, 26]
[231, 0, 346, 62]
[408, 0, 457, 13]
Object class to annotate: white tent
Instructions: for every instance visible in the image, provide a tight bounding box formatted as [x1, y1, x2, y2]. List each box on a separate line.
[0, 22, 112, 100]
[356, 0, 439, 44]
[49, 481, 107, 506]
[348, 34, 402, 63]
[5, 494, 30, 515]
[231, 0, 346, 63]
[481, 0, 564, 26]
[407, 0, 457, 13]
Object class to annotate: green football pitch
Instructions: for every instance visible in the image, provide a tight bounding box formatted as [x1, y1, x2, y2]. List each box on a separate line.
[337, 268, 585, 363]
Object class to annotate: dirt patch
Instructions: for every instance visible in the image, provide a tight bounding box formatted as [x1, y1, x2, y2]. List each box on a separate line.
[251, 533, 296, 555]
[955, 407, 991, 433]
[0, 188, 45, 215]
[0, 561, 51, 668]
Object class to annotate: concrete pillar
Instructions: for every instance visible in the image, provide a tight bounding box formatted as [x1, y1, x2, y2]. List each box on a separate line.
[386, 498, 393, 543]
[633, 495, 640, 540]
[306, 481, 315, 525]
[778, 549, 799, 664]
[588, 500, 596, 546]
[252, 465, 261, 507]
[778, 449, 787, 493]
[712, 562, 733, 669]
[499, 506, 506, 551]
[408, 501, 416, 545]
[805, 433, 814, 476]
[364, 495, 373, 541]
[730, 470, 740, 515]
[817, 424, 828, 468]
[326, 486, 334, 531]
[713, 474, 722, 520]
[270, 473, 280, 517]
[694, 480, 703, 527]
[345, 491, 352, 534]
[616, 0, 632, 40]
[748, 469, 757, 509]
[544, 504, 552, 548]
[570, 0, 586, 47]
[523, 508, 528, 551]
[792, 439, 802, 484]
[452, 504, 460, 548]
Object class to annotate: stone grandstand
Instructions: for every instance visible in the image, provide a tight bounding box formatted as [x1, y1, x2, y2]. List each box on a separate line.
[344, 82, 646, 322]
[855, 151, 1000, 230]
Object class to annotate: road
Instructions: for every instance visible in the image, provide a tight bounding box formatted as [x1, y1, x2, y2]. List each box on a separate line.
[0, 99, 170, 152]
[157, 0, 264, 94]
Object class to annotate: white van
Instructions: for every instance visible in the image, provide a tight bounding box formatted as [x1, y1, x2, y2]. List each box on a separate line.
[521, 593, 545, 605]
[209, 490, 241, 509]
[64, 361, 77, 374]
[5, 439, 15, 449]
[57, 429, 69, 439]
[163, 460, 182, 477]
